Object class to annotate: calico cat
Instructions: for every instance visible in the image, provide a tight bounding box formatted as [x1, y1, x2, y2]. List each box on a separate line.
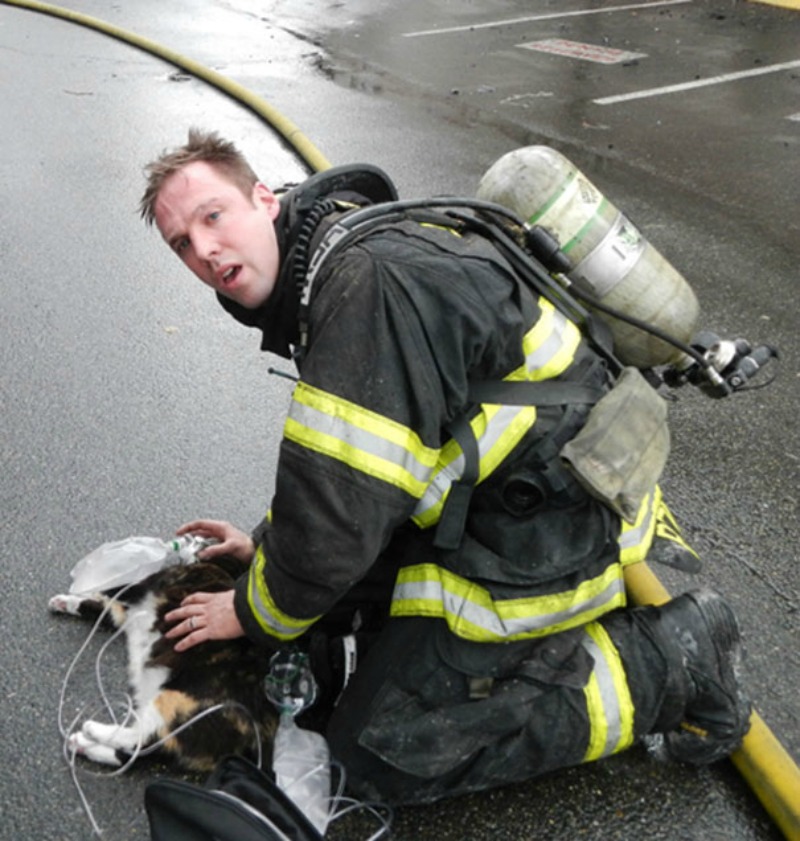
[49, 555, 277, 772]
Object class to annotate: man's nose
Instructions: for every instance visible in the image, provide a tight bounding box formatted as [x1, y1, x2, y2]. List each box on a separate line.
[193, 229, 220, 262]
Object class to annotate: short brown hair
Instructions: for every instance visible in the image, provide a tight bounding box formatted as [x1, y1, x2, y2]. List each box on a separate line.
[139, 128, 260, 226]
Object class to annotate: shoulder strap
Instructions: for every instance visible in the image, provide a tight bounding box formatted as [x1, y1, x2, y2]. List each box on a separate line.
[296, 196, 623, 370]
[467, 380, 605, 406]
[433, 413, 482, 550]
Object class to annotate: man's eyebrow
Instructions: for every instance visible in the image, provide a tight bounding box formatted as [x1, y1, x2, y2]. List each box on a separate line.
[195, 197, 221, 214]
[191, 197, 222, 221]
[165, 198, 222, 249]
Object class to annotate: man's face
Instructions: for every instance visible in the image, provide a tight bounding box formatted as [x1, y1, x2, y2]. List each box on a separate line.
[154, 161, 281, 309]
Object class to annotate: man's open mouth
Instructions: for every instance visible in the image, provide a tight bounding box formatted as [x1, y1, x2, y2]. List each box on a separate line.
[221, 266, 241, 286]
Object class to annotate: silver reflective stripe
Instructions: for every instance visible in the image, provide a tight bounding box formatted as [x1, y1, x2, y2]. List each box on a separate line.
[248, 576, 312, 639]
[618, 490, 657, 553]
[413, 302, 580, 523]
[247, 550, 319, 641]
[391, 574, 625, 640]
[289, 398, 435, 488]
[581, 630, 623, 758]
[413, 403, 525, 516]
[524, 307, 573, 372]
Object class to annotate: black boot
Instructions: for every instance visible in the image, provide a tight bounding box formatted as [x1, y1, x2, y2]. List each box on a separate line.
[653, 589, 751, 765]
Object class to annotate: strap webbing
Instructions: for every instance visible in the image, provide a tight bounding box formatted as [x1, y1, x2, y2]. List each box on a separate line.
[434, 377, 606, 550]
[434, 413, 481, 551]
[468, 380, 604, 406]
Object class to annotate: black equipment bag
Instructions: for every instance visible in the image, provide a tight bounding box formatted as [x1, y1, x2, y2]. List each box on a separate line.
[145, 755, 324, 841]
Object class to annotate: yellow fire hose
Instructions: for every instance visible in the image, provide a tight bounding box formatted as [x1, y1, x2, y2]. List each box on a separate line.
[3, 0, 798, 836]
[0, 0, 332, 174]
[624, 562, 800, 840]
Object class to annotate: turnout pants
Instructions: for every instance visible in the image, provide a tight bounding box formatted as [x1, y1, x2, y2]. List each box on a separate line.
[326, 608, 675, 805]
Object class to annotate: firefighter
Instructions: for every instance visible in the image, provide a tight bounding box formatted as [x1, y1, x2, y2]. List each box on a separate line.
[142, 129, 751, 804]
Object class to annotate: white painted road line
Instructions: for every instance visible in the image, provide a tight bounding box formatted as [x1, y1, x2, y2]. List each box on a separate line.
[402, 0, 693, 38]
[594, 59, 800, 105]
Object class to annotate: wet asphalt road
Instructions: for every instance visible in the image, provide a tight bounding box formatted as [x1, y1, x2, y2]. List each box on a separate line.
[1, 1, 798, 839]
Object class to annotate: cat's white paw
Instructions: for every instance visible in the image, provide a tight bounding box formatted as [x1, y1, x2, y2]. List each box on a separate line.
[83, 720, 140, 752]
[49, 594, 81, 614]
[68, 727, 122, 766]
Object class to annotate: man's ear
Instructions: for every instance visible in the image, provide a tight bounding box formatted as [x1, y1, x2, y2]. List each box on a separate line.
[253, 182, 281, 220]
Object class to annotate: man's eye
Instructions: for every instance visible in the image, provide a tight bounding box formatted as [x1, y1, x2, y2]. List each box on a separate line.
[208, 211, 221, 221]
[175, 237, 190, 254]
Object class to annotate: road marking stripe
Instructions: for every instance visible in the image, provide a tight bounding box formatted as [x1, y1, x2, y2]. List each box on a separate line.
[402, 0, 693, 38]
[594, 59, 800, 104]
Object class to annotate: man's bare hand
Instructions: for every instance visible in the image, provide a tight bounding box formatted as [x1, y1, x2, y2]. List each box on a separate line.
[164, 590, 245, 653]
[176, 519, 255, 562]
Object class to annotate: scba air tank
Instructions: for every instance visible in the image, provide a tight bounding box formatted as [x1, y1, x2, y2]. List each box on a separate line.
[476, 146, 699, 369]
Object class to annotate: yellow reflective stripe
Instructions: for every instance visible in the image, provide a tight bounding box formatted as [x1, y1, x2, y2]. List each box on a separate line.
[581, 622, 635, 762]
[520, 298, 582, 381]
[412, 402, 538, 528]
[477, 404, 539, 476]
[285, 382, 440, 499]
[390, 562, 626, 642]
[412, 298, 581, 528]
[247, 546, 321, 640]
[582, 671, 607, 762]
[619, 488, 697, 566]
[618, 485, 662, 566]
[655, 499, 699, 559]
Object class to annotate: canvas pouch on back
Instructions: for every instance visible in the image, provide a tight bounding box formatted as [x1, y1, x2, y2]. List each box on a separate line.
[560, 366, 670, 524]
